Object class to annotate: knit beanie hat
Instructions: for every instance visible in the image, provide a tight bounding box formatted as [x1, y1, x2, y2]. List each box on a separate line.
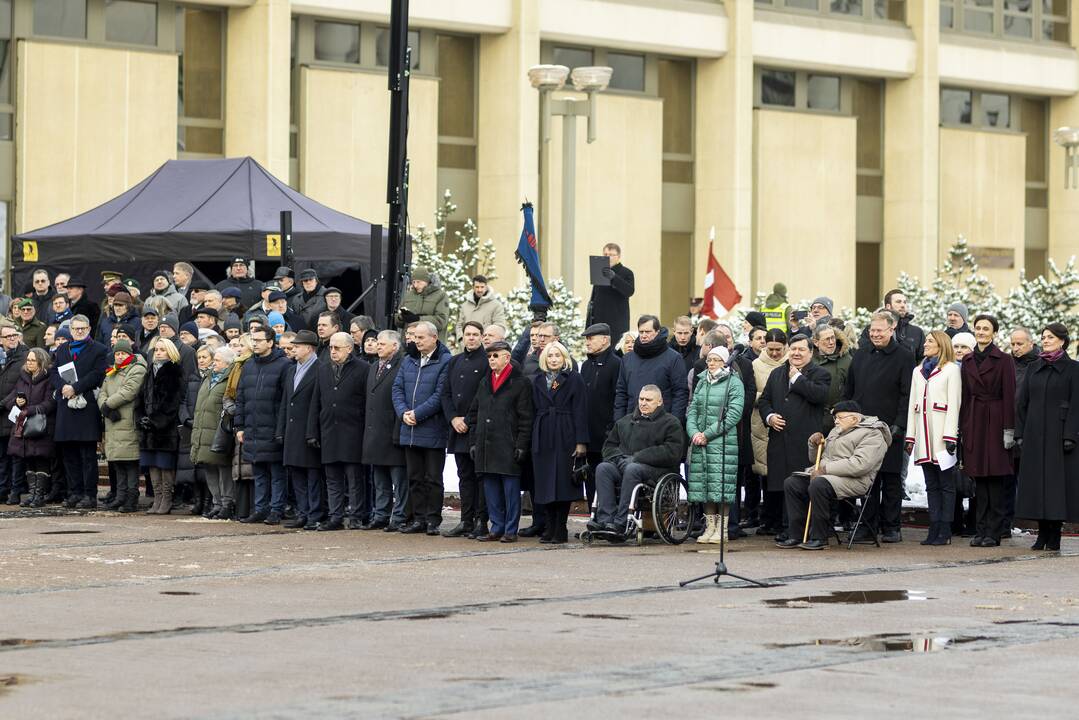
[947, 302, 969, 324]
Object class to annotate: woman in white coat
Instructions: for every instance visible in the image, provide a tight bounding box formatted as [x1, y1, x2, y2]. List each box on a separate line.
[904, 330, 962, 546]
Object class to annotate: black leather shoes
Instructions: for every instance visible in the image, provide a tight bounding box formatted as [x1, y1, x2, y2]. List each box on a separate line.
[881, 529, 902, 543]
[399, 521, 426, 534]
[468, 523, 488, 539]
[500, 535, 518, 543]
[263, 513, 282, 526]
[317, 519, 344, 531]
[518, 524, 545, 537]
[283, 516, 307, 529]
[76, 497, 97, 509]
[477, 533, 502, 542]
[303, 522, 320, 531]
[363, 519, 388, 530]
[384, 522, 401, 533]
[240, 512, 268, 524]
[441, 522, 472, 538]
[799, 539, 827, 550]
[425, 524, 441, 536]
[775, 538, 801, 549]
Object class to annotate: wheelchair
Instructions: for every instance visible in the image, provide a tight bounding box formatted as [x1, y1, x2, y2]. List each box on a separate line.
[580, 472, 697, 546]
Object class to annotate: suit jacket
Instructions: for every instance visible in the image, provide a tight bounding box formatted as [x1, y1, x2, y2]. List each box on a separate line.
[363, 353, 405, 466]
[310, 355, 369, 465]
[278, 358, 321, 468]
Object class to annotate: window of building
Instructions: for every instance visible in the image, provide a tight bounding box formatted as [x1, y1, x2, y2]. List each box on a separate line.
[177, 7, 225, 157]
[658, 58, 694, 184]
[807, 74, 841, 111]
[607, 52, 645, 92]
[760, 69, 796, 107]
[940, 88, 973, 125]
[105, 0, 157, 46]
[942, 0, 1069, 42]
[757, 69, 847, 114]
[552, 46, 594, 71]
[981, 92, 1009, 128]
[376, 28, 420, 69]
[33, 0, 86, 39]
[755, 0, 905, 22]
[437, 34, 476, 171]
[314, 21, 360, 64]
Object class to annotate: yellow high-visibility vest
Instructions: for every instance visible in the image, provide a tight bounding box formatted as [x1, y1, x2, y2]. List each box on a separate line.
[761, 303, 790, 332]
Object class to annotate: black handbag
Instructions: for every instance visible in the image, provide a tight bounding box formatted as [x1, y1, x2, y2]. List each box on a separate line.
[210, 411, 235, 455]
[22, 412, 47, 439]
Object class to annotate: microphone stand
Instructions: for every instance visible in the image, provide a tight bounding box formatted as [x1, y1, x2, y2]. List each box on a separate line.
[681, 363, 771, 589]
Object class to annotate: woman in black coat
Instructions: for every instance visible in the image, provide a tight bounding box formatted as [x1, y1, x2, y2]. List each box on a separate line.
[3, 348, 56, 507]
[136, 337, 185, 514]
[531, 342, 589, 544]
[757, 334, 830, 539]
[1015, 323, 1079, 551]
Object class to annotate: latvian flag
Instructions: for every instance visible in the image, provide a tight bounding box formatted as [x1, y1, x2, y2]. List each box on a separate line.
[701, 240, 742, 319]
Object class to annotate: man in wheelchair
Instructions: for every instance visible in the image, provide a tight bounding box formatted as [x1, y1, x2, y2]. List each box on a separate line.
[779, 401, 891, 550]
[588, 385, 685, 539]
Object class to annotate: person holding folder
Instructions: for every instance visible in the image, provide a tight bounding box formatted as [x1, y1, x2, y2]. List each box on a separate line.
[586, 243, 635, 341]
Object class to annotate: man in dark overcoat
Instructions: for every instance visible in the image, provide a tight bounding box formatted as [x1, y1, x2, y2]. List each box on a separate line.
[440, 320, 489, 538]
[843, 311, 914, 543]
[278, 330, 322, 530]
[586, 242, 635, 341]
[757, 333, 830, 539]
[579, 323, 620, 506]
[49, 314, 108, 508]
[309, 331, 369, 531]
[363, 330, 408, 530]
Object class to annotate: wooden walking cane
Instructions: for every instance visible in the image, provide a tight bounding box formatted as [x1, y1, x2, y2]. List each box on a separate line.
[803, 440, 825, 544]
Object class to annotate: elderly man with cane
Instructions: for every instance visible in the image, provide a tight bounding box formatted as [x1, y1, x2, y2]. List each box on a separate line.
[779, 401, 891, 550]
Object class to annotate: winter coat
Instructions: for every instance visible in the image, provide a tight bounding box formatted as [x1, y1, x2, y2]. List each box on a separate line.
[14, 318, 47, 350]
[277, 358, 321, 468]
[960, 344, 1016, 478]
[669, 336, 699, 380]
[176, 370, 203, 484]
[3, 370, 56, 459]
[586, 262, 635, 341]
[614, 328, 690, 421]
[1014, 349, 1039, 399]
[398, 282, 450, 341]
[289, 285, 328, 331]
[601, 406, 684, 473]
[580, 346, 621, 454]
[750, 350, 786, 476]
[50, 340, 108, 443]
[0, 344, 29, 439]
[467, 362, 534, 477]
[844, 337, 914, 474]
[392, 341, 451, 449]
[811, 415, 892, 498]
[190, 369, 232, 467]
[905, 361, 961, 465]
[531, 370, 590, 504]
[814, 334, 852, 434]
[440, 346, 488, 454]
[150, 284, 188, 315]
[135, 361, 184, 452]
[758, 361, 830, 492]
[456, 292, 507, 343]
[234, 348, 291, 463]
[860, 314, 925, 363]
[686, 370, 745, 504]
[216, 276, 264, 310]
[1015, 356, 1079, 522]
[98, 355, 148, 462]
[310, 355, 369, 465]
[95, 308, 141, 348]
[363, 354, 406, 467]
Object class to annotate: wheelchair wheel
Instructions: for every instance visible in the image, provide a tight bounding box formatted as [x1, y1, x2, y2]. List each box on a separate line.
[652, 473, 694, 545]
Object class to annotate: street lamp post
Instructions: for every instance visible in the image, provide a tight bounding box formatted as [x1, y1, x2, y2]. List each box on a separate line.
[1053, 126, 1079, 189]
[528, 64, 613, 287]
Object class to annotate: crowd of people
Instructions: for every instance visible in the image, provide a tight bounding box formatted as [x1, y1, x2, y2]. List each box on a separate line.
[0, 248, 1074, 551]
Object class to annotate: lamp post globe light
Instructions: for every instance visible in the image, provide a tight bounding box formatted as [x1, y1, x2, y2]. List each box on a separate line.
[529, 64, 614, 287]
[1053, 126, 1079, 189]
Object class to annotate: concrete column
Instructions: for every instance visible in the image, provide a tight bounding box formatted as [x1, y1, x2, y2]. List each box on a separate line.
[1048, 21, 1079, 265]
[694, 0, 753, 305]
[477, 0, 540, 291]
[882, 0, 939, 289]
[224, 0, 291, 181]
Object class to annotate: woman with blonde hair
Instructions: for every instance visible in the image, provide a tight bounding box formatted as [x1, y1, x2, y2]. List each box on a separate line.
[135, 337, 186, 514]
[531, 341, 589, 544]
[904, 330, 961, 546]
[616, 331, 637, 358]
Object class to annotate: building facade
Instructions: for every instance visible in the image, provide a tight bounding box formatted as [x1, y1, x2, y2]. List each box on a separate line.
[4, 0, 1078, 321]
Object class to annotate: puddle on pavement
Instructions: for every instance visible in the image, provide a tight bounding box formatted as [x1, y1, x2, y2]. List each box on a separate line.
[159, 591, 200, 596]
[764, 590, 928, 607]
[39, 530, 101, 535]
[403, 612, 451, 621]
[446, 676, 506, 683]
[0, 674, 34, 696]
[563, 612, 631, 620]
[769, 633, 986, 653]
[0, 638, 40, 647]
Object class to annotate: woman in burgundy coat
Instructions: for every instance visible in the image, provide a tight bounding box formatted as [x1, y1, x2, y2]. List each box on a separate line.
[960, 314, 1016, 548]
[4, 348, 57, 507]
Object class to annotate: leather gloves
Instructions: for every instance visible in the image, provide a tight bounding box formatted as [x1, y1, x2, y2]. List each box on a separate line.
[944, 440, 957, 455]
[105, 408, 122, 423]
[306, 437, 320, 449]
[1065, 439, 1076, 454]
[137, 416, 152, 430]
[513, 448, 526, 463]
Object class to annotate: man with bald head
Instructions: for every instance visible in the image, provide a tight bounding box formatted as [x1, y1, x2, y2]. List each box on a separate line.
[311, 331, 371, 530]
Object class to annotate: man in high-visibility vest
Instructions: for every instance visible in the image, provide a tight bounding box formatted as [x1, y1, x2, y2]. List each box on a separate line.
[760, 283, 790, 333]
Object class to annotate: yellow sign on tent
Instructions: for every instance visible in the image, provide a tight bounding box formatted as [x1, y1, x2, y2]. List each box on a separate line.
[266, 234, 281, 257]
[22, 241, 38, 262]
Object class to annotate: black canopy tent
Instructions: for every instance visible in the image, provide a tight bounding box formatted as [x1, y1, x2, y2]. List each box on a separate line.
[11, 157, 386, 314]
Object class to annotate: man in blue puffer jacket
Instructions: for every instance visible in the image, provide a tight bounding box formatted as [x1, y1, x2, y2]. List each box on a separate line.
[392, 321, 451, 535]
[235, 325, 292, 524]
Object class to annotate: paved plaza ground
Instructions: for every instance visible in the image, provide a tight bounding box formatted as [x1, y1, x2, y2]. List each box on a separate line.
[0, 507, 1076, 718]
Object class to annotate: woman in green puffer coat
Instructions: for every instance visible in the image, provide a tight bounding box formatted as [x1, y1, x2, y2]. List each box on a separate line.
[687, 346, 745, 545]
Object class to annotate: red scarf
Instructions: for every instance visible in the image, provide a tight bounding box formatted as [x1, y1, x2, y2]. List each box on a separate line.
[491, 364, 512, 392]
[106, 354, 135, 376]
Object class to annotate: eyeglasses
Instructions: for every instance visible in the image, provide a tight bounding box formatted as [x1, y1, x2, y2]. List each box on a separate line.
[0, 333, 18, 339]
[329, 345, 350, 350]
[70, 326, 90, 333]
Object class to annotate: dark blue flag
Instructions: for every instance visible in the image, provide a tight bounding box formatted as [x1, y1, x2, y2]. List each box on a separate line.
[515, 202, 551, 310]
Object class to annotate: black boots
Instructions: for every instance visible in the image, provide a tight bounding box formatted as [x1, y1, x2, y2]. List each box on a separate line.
[190, 483, 209, 515]
[540, 504, 570, 544]
[1032, 520, 1048, 550]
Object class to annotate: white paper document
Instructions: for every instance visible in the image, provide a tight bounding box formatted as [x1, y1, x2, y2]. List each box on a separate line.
[936, 449, 958, 471]
[58, 362, 78, 384]
[7, 406, 20, 424]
